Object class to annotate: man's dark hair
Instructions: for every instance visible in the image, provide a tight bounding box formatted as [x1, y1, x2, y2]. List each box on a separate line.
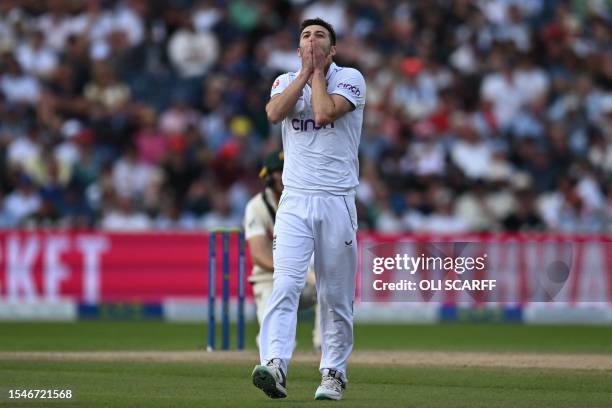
[299, 18, 336, 46]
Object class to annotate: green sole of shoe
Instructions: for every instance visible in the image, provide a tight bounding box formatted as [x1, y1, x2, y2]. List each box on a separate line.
[252, 366, 287, 399]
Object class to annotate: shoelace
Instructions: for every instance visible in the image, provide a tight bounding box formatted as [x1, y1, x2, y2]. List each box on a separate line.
[320, 375, 343, 392]
[267, 359, 285, 383]
[267, 359, 281, 371]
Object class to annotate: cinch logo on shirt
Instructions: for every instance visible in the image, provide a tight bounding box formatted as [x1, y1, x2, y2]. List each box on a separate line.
[291, 118, 335, 131]
[337, 82, 361, 96]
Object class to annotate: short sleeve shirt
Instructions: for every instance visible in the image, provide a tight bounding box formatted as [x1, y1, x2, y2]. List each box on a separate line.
[270, 63, 366, 194]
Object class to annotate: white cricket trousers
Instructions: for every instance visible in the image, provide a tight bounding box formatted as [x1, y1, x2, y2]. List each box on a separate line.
[259, 188, 358, 381]
[253, 277, 322, 350]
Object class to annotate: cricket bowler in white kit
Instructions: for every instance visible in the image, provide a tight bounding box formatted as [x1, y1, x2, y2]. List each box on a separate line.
[252, 18, 365, 401]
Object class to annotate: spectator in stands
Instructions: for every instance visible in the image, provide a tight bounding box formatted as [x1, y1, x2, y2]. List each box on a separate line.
[101, 194, 151, 231]
[167, 12, 218, 78]
[3, 174, 41, 225]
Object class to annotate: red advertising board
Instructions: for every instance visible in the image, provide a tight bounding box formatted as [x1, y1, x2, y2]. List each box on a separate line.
[0, 231, 610, 304]
[0, 231, 250, 303]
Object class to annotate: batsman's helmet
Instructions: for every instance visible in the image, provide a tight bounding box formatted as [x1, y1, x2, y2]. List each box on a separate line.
[259, 150, 284, 179]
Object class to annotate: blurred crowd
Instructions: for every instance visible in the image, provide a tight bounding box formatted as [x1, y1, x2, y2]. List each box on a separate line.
[0, 0, 610, 233]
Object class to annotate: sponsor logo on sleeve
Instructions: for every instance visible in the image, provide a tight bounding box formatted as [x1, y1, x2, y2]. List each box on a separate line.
[337, 82, 361, 96]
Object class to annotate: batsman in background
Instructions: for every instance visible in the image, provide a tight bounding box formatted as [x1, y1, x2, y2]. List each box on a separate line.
[243, 150, 321, 351]
[252, 18, 365, 401]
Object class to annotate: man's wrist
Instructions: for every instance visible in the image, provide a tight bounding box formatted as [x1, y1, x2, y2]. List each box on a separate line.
[296, 71, 311, 82]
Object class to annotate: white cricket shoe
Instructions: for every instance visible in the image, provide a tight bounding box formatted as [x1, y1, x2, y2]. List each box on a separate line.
[252, 358, 287, 399]
[314, 368, 346, 400]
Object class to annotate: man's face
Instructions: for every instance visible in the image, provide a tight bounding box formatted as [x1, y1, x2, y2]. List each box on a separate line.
[298, 24, 334, 57]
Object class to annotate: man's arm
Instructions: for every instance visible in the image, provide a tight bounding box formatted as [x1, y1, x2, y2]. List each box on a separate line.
[311, 72, 354, 127]
[244, 198, 274, 271]
[266, 42, 314, 124]
[310, 41, 354, 127]
[265, 73, 312, 124]
[247, 235, 274, 271]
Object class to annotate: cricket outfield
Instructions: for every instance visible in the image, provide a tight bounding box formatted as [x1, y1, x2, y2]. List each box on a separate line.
[1, 322, 611, 407]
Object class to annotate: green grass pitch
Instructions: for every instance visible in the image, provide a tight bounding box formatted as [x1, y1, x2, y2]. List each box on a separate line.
[1, 322, 612, 407]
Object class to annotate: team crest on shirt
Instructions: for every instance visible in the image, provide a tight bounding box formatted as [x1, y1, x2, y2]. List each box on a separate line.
[272, 79, 280, 89]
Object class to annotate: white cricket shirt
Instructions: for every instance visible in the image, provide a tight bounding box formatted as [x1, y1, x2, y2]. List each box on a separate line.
[270, 62, 366, 194]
